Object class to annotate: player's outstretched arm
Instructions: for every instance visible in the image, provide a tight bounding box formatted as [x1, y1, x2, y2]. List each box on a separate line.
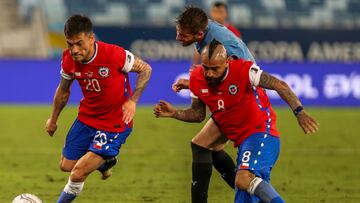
[46, 77, 73, 136]
[122, 56, 152, 124]
[258, 71, 320, 134]
[154, 98, 206, 123]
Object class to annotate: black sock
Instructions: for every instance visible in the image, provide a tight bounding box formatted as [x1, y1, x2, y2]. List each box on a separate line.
[191, 143, 213, 203]
[212, 150, 236, 189]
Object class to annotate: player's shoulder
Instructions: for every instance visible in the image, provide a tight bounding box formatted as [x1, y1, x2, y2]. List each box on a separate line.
[208, 20, 234, 38]
[61, 49, 72, 61]
[97, 41, 127, 61]
[97, 41, 124, 52]
[190, 65, 203, 79]
[229, 59, 254, 72]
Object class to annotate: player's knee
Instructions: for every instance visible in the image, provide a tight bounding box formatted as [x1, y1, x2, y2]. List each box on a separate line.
[70, 168, 88, 182]
[235, 170, 255, 190]
[212, 143, 226, 151]
[191, 142, 212, 163]
[59, 162, 72, 172]
[191, 135, 210, 149]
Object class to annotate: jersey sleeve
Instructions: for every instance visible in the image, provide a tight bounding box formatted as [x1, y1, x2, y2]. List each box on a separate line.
[248, 64, 263, 86]
[60, 51, 74, 80]
[113, 45, 135, 73]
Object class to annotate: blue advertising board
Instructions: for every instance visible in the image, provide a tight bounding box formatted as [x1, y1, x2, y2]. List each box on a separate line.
[0, 60, 359, 106]
[93, 26, 360, 63]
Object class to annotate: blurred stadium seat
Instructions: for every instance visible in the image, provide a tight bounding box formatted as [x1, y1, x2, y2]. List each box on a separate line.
[14, 0, 360, 28]
[0, 0, 358, 58]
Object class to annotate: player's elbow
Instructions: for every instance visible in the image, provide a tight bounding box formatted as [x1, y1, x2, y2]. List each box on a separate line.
[143, 63, 152, 76]
[194, 113, 206, 123]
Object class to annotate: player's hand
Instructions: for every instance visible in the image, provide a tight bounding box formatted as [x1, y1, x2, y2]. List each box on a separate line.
[172, 78, 190, 92]
[122, 99, 136, 124]
[153, 100, 176, 118]
[296, 110, 319, 134]
[45, 118, 57, 137]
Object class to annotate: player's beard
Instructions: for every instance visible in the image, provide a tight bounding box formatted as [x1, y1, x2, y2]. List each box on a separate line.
[205, 68, 228, 87]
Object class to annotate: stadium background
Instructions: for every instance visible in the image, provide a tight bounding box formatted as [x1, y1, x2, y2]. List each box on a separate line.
[0, 0, 359, 202]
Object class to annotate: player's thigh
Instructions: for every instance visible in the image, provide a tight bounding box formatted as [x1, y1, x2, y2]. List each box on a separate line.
[62, 119, 93, 161]
[236, 133, 280, 181]
[191, 118, 228, 150]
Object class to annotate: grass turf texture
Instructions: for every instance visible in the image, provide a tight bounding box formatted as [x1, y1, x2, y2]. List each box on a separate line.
[0, 106, 359, 203]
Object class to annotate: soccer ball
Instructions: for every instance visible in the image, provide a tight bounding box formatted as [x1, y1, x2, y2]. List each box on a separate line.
[12, 194, 43, 203]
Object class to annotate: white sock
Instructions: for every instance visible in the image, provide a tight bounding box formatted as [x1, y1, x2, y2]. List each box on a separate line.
[63, 178, 84, 196]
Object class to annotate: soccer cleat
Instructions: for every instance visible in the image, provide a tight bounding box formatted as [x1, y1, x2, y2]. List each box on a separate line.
[98, 157, 118, 180]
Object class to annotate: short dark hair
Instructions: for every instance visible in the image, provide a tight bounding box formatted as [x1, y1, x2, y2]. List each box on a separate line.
[176, 6, 208, 34]
[208, 39, 222, 59]
[64, 14, 93, 37]
[213, 2, 228, 11]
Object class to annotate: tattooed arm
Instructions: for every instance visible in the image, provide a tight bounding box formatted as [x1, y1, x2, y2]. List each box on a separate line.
[122, 56, 152, 124]
[129, 56, 152, 103]
[154, 98, 206, 123]
[46, 77, 73, 136]
[258, 72, 301, 111]
[258, 71, 319, 134]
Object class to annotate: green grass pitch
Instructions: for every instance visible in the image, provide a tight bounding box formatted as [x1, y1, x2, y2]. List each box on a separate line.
[0, 106, 359, 203]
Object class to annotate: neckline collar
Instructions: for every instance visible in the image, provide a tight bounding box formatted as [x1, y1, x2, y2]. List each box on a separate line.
[81, 42, 98, 64]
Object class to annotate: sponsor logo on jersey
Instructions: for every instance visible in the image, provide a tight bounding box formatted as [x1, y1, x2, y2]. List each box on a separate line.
[85, 71, 93, 78]
[200, 88, 209, 96]
[228, 84, 238, 95]
[98, 67, 109, 78]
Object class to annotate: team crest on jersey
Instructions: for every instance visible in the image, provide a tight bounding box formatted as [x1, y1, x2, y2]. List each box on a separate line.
[98, 67, 109, 78]
[228, 84, 238, 95]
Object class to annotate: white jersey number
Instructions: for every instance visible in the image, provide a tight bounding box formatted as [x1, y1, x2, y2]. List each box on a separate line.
[84, 79, 101, 92]
[241, 151, 251, 163]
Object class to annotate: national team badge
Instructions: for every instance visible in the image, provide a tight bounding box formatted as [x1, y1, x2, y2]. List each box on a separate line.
[98, 67, 109, 78]
[228, 84, 238, 95]
[93, 143, 102, 150]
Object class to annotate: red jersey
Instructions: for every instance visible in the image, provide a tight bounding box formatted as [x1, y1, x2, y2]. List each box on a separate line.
[189, 59, 279, 147]
[224, 22, 242, 38]
[61, 41, 135, 132]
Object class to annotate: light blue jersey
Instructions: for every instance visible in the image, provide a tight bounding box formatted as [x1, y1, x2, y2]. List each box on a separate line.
[195, 20, 256, 63]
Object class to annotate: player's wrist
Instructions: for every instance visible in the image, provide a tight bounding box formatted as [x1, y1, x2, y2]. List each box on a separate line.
[129, 97, 137, 103]
[293, 106, 304, 117]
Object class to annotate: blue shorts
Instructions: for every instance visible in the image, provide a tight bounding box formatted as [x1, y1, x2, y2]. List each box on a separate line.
[62, 119, 132, 160]
[235, 132, 280, 203]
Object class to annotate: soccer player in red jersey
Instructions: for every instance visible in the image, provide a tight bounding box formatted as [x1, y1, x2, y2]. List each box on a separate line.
[154, 40, 319, 203]
[45, 15, 152, 203]
[174, 7, 254, 203]
[210, 2, 242, 38]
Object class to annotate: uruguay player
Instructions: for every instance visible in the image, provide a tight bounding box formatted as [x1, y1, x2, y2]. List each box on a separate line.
[45, 15, 152, 202]
[154, 40, 319, 203]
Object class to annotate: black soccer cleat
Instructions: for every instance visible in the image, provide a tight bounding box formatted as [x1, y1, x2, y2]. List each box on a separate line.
[98, 157, 118, 180]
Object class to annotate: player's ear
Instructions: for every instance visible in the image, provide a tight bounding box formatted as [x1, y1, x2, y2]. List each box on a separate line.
[197, 30, 205, 39]
[89, 32, 95, 42]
